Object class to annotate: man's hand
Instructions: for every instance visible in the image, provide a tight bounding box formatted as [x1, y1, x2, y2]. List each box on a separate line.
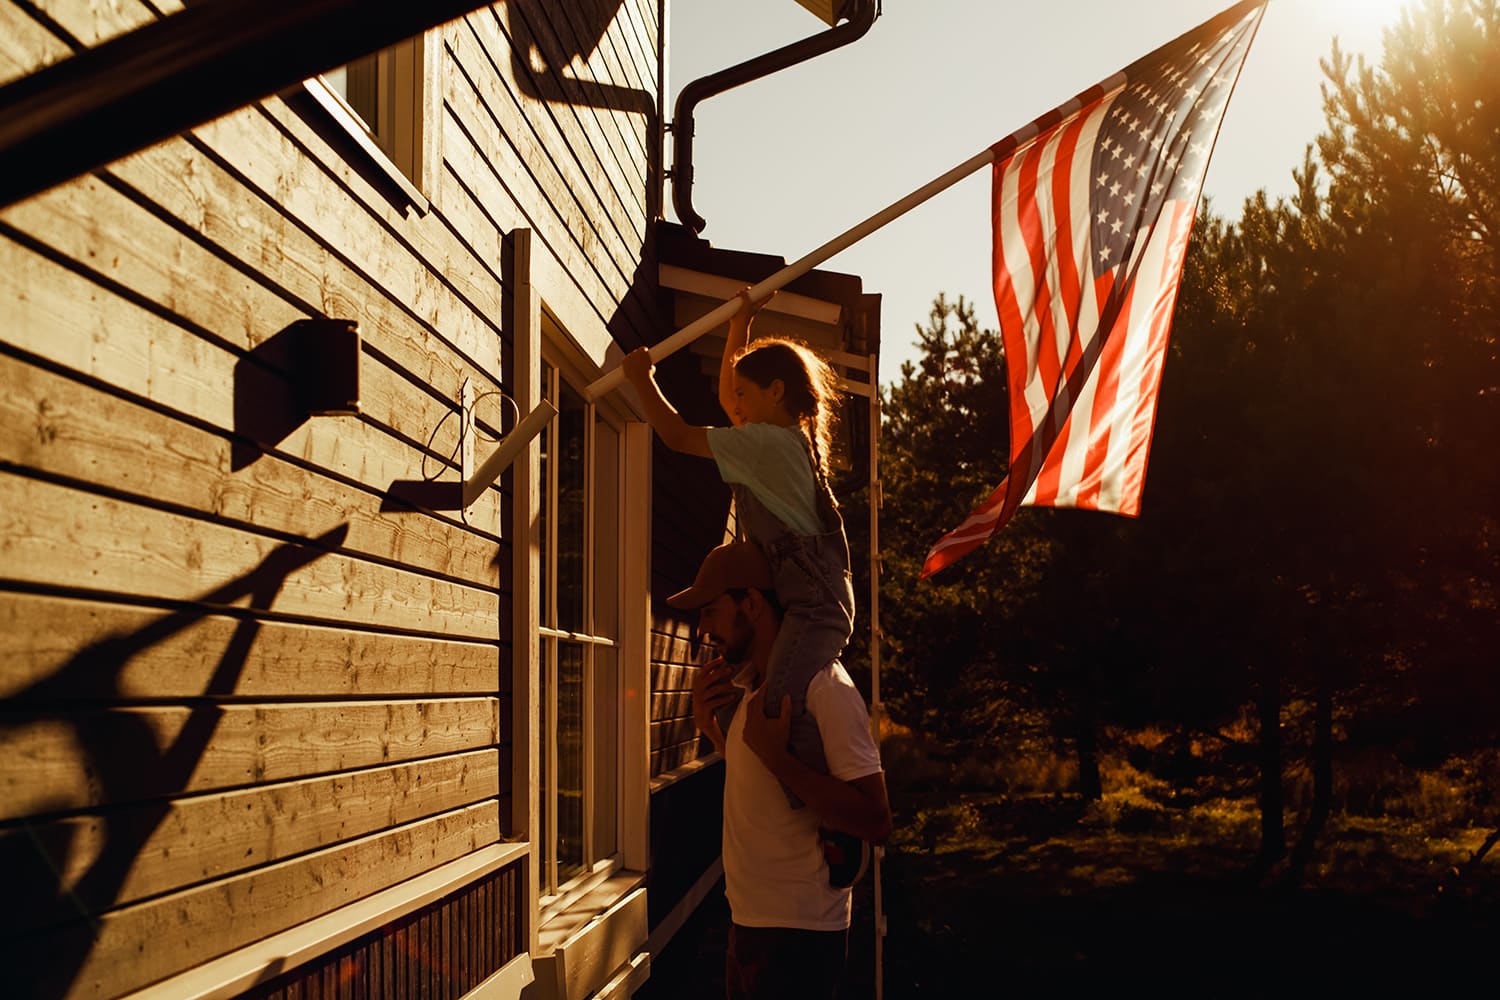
[741, 686, 792, 768]
[691, 657, 739, 754]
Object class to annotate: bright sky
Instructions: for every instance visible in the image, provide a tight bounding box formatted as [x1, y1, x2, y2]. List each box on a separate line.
[666, 0, 1407, 386]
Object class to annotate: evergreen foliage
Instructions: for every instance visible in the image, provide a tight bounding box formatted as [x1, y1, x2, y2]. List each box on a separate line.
[878, 0, 1499, 851]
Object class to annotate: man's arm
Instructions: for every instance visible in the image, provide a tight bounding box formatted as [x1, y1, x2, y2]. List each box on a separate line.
[742, 689, 893, 845]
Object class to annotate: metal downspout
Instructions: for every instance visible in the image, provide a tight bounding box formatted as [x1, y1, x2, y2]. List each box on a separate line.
[669, 0, 878, 233]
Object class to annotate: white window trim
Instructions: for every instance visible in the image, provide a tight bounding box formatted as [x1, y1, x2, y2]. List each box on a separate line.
[509, 231, 650, 964]
[302, 36, 433, 214]
[536, 351, 627, 908]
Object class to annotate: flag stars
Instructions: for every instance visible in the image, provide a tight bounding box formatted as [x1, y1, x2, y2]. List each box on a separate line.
[1084, 15, 1256, 273]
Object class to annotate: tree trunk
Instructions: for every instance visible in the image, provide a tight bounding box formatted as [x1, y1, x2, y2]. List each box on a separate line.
[1075, 702, 1102, 801]
[1255, 659, 1285, 867]
[1284, 667, 1333, 884]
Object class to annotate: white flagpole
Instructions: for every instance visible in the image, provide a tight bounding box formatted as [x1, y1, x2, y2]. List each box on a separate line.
[584, 146, 998, 401]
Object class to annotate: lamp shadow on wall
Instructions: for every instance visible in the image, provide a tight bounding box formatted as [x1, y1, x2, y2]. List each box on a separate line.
[232, 318, 361, 471]
[0, 525, 349, 998]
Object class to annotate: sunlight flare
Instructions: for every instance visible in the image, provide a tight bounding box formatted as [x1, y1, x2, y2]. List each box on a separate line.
[1321, 0, 1411, 32]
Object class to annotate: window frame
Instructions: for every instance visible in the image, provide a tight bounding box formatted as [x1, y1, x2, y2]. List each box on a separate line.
[535, 352, 627, 913]
[304, 32, 438, 213]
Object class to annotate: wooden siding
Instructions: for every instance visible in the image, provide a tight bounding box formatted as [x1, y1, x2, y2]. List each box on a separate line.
[1, 0, 661, 996]
[445, 0, 662, 353]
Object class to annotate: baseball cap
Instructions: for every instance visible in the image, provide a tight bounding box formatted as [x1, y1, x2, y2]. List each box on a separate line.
[666, 541, 773, 610]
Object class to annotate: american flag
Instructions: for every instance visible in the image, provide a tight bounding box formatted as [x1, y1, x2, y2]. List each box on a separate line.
[920, 0, 1267, 579]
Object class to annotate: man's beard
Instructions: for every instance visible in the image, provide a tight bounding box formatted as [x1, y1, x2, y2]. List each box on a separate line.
[709, 610, 753, 665]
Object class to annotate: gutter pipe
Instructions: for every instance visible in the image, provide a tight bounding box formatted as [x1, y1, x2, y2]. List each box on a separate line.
[670, 0, 878, 233]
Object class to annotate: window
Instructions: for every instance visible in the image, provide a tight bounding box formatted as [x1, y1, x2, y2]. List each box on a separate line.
[323, 38, 422, 182]
[310, 35, 430, 209]
[538, 360, 622, 900]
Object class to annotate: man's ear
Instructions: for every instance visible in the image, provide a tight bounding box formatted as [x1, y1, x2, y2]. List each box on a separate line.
[743, 587, 772, 622]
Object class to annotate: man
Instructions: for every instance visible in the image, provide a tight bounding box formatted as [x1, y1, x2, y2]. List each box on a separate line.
[669, 541, 892, 1000]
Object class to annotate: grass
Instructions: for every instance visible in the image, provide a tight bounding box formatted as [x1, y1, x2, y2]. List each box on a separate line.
[872, 725, 1499, 997]
[643, 723, 1499, 998]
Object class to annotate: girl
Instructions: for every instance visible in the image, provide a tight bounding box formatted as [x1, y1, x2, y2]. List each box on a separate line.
[622, 291, 864, 881]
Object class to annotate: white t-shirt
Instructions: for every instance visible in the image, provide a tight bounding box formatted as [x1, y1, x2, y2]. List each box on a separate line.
[722, 661, 883, 931]
[705, 423, 820, 536]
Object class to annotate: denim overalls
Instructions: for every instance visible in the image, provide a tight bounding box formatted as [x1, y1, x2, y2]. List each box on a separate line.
[720, 441, 856, 806]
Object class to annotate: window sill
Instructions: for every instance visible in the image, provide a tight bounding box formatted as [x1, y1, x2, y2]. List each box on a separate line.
[533, 872, 648, 1000]
[538, 869, 645, 955]
[649, 750, 722, 793]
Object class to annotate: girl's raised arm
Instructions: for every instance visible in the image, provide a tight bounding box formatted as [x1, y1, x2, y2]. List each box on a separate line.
[621, 347, 712, 457]
[718, 289, 770, 425]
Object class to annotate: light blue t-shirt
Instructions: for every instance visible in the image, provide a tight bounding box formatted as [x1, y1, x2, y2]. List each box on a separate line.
[705, 423, 820, 536]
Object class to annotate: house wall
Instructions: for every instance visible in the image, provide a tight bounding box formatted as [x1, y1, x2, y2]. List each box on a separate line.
[0, 1, 664, 997]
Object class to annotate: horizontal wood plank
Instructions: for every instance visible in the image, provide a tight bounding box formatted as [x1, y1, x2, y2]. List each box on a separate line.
[0, 474, 502, 639]
[1, 172, 487, 471]
[650, 690, 692, 723]
[7, 749, 500, 922]
[187, 109, 505, 379]
[0, 2, 71, 84]
[1, 697, 500, 818]
[456, 4, 663, 352]
[649, 717, 696, 753]
[29, 0, 154, 47]
[18, 802, 501, 1000]
[99, 131, 507, 403]
[249, 98, 514, 357]
[469, 6, 646, 240]
[443, 32, 631, 303]
[0, 229, 506, 532]
[0, 350, 504, 588]
[650, 743, 703, 778]
[536, 1, 651, 184]
[0, 591, 498, 701]
[437, 104, 613, 341]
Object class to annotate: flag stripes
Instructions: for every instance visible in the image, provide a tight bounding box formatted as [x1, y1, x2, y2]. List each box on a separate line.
[921, 0, 1267, 579]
